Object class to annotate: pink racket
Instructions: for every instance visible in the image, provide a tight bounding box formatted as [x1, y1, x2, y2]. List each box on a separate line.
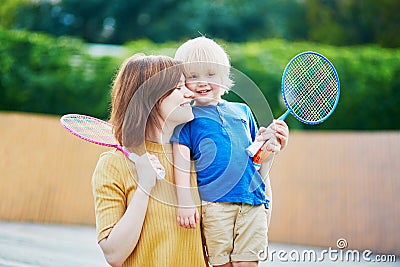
[60, 114, 165, 179]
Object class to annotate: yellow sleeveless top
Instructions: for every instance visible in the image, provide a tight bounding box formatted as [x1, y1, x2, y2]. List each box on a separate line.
[92, 141, 206, 267]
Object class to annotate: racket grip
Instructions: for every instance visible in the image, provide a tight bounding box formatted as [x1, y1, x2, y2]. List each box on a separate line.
[246, 140, 273, 170]
[245, 140, 265, 157]
[128, 153, 165, 180]
[252, 149, 273, 170]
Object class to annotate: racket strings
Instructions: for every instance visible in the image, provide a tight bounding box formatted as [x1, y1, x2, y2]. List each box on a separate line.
[62, 116, 117, 145]
[284, 54, 339, 122]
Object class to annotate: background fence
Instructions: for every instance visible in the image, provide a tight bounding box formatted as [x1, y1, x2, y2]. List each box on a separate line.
[0, 112, 398, 255]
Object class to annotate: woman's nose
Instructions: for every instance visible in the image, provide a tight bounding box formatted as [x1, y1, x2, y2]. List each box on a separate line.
[182, 85, 194, 98]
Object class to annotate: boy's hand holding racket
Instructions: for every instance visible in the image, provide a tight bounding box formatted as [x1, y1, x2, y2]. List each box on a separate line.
[256, 120, 289, 152]
[254, 120, 289, 165]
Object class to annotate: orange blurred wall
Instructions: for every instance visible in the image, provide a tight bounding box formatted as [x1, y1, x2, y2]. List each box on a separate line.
[0, 112, 107, 225]
[0, 112, 399, 255]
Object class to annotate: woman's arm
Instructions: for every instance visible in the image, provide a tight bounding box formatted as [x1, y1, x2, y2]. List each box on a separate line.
[99, 188, 150, 267]
[98, 153, 161, 267]
[173, 142, 199, 229]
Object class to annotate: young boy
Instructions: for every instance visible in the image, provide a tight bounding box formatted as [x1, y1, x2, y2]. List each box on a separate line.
[171, 37, 289, 267]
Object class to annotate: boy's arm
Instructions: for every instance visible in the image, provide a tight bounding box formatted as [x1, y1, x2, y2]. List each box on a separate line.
[173, 142, 192, 203]
[257, 147, 275, 227]
[172, 142, 199, 229]
[256, 120, 289, 227]
[256, 120, 290, 180]
[261, 168, 273, 226]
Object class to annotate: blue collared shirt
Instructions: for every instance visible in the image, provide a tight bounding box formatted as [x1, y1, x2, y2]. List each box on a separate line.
[171, 101, 268, 205]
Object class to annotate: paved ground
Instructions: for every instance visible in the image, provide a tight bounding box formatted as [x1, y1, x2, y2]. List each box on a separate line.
[0, 221, 398, 267]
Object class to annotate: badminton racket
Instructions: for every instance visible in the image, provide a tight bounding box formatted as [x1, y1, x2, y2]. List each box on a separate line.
[246, 51, 340, 165]
[60, 114, 165, 179]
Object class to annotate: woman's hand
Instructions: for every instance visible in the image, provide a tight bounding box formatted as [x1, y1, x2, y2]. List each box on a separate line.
[98, 152, 164, 267]
[134, 153, 164, 193]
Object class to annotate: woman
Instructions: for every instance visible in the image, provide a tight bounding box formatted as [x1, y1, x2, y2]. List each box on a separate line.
[92, 54, 207, 267]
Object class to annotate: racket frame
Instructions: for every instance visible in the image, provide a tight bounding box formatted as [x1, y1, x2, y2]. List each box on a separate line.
[60, 114, 164, 179]
[281, 51, 340, 125]
[246, 51, 340, 157]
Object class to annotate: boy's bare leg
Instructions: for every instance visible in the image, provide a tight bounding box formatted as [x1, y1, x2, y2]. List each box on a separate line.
[232, 261, 258, 267]
[216, 263, 233, 267]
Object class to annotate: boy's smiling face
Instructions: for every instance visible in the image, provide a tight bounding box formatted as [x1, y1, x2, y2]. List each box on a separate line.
[185, 69, 224, 106]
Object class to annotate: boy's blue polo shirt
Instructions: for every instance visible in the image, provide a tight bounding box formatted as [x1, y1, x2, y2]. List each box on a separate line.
[171, 101, 268, 205]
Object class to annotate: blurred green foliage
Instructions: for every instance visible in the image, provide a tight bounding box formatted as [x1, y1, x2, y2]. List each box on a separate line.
[0, 28, 118, 118]
[1, 28, 399, 130]
[228, 41, 400, 130]
[126, 39, 400, 130]
[3, 0, 399, 48]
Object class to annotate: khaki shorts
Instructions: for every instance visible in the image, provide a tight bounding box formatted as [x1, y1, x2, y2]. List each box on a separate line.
[201, 201, 269, 266]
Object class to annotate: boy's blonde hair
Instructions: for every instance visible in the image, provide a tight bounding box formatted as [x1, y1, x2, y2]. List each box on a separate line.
[174, 36, 233, 92]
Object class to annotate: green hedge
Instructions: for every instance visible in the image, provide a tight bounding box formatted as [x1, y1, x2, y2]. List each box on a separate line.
[1, 29, 400, 130]
[0, 28, 118, 119]
[125, 39, 400, 130]
[228, 40, 400, 130]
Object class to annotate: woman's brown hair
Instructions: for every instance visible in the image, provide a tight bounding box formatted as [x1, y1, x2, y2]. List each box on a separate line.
[110, 54, 182, 149]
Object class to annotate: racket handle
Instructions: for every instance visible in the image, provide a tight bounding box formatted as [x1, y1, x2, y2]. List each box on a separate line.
[128, 153, 165, 180]
[278, 109, 290, 120]
[246, 140, 273, 170]
[252, 149, 273, 170]
[247, 111, 288, 167]
[245, 140, 265, 157]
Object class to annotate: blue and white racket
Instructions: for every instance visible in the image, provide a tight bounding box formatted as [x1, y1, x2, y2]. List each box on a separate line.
[246, 51, 340, 157]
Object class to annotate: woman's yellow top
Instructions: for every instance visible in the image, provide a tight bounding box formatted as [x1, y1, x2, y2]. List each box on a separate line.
[92, 141, 206, 267]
